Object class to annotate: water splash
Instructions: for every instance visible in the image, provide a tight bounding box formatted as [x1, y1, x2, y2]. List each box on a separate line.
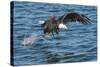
[21, 33, 50, 46]
[21, 33, 40, 46]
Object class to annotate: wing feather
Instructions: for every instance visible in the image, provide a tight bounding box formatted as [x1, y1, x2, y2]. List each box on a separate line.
[58, 12, 91, 24]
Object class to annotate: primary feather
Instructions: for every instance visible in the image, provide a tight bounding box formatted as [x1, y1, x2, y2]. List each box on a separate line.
[58, 12, 91, 24]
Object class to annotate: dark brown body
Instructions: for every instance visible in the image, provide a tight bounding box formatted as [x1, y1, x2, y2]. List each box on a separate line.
[42, 16, 59, 34]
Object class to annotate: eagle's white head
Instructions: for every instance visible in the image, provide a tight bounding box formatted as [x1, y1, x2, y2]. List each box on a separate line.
[59, 23, 68, 30]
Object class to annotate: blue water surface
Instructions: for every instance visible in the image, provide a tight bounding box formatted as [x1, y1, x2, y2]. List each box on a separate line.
[12, 1, 97, 66]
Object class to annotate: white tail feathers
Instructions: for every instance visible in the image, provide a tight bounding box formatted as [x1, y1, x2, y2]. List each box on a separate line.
[38, 20, 45, 24]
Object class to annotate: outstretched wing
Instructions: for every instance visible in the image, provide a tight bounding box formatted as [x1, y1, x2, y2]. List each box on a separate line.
[58, 12, 91, 24]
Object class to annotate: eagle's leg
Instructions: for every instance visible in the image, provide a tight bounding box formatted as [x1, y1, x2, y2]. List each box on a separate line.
[51, 31, 55, 38]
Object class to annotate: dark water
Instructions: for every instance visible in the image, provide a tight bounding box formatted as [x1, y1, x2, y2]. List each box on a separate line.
[12, 1, 97, 66]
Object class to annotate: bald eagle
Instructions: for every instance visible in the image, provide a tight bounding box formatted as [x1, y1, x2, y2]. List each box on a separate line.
[39, 12, 91, 36]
